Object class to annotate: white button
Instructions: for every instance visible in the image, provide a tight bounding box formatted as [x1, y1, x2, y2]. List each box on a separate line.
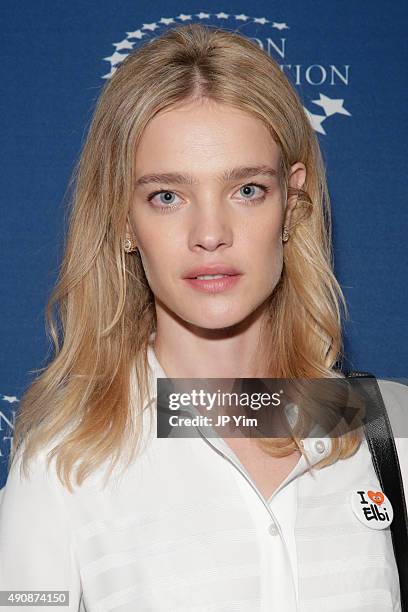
[268, 522, 278, 536]
[314, 439, 326, 454]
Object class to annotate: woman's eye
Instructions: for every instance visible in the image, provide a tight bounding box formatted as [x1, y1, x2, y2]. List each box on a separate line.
[147, 190, 180, 208]
[237, 183, 268, 201]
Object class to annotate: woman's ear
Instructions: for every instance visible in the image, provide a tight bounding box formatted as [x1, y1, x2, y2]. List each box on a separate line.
[283, 162, 307, 228]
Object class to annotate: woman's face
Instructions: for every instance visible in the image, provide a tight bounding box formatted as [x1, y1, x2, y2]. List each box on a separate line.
[128, 98, 306, 331]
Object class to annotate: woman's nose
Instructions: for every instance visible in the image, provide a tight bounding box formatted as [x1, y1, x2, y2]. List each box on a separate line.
[188, 201, 233, 251]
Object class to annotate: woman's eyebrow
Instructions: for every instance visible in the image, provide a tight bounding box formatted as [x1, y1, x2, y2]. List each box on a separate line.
[135, 165, 278, 187]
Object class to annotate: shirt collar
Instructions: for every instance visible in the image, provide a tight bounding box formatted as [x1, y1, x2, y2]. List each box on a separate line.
[145, 332, 332, 469]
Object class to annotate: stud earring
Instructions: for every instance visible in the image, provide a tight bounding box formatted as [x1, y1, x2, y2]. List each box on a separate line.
[123, 237, 138, 253]
[282, 226, 290, 243]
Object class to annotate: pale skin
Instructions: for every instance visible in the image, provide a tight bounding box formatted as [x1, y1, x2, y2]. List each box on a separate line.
[127, 98, 306, 499]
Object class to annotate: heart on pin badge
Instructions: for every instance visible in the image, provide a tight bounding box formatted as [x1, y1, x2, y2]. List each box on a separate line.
[368, 490, 385, 505]
[349, 485, 393, 530]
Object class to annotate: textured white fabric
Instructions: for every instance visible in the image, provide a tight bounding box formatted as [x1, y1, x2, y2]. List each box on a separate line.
[0, 338, 407, 611]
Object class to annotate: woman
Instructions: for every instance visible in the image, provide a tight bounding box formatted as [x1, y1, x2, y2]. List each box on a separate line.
[1, 23, 407, 612]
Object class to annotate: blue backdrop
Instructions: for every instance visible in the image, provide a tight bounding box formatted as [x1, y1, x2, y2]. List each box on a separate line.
[1, 1, 407, 487]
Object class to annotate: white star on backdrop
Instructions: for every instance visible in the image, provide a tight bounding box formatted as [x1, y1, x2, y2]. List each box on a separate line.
[235, 14, 249, 21]
[104, 51, 127, 66]
[2, 395, 19, 403]
[303, 107, 327, 135]
[216, 12, 229, 19]
[113, 39, 134, 51]
[254, 17, 268, 24]
[196, 12, 210, 19]
[177, 14, 192, 21]
[142, 22, 159, 31]
[159, 17, 175, 25]
[272, 22, 289, 30]
[312, 94, 351, 117]
[126, 30, 146, 39]
[102, 67, 117, 79]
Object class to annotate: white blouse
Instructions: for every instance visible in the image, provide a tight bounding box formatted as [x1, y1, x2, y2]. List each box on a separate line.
[0, 340, 407, 611]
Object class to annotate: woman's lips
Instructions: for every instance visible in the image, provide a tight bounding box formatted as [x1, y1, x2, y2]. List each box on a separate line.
[183, 274, 243, 293]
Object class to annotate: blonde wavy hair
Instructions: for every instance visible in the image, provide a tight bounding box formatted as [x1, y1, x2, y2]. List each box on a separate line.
[9, 23, 362, 492]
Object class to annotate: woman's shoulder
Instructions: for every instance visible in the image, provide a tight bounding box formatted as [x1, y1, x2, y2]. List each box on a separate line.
[1, 435, 67, 504]
[375, 378, 408, 504]
[377, 378, 408, 437]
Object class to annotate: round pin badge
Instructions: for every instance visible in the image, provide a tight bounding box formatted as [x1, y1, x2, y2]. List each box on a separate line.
[349, 485, 393, 530]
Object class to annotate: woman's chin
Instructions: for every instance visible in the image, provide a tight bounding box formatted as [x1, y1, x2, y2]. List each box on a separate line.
[176, 308, 254, 332]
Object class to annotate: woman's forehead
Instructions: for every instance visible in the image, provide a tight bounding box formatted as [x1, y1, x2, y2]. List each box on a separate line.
[134, 101, 280, 171]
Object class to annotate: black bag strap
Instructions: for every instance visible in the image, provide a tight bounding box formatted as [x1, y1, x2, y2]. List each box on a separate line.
[345, 370, 408, 609]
